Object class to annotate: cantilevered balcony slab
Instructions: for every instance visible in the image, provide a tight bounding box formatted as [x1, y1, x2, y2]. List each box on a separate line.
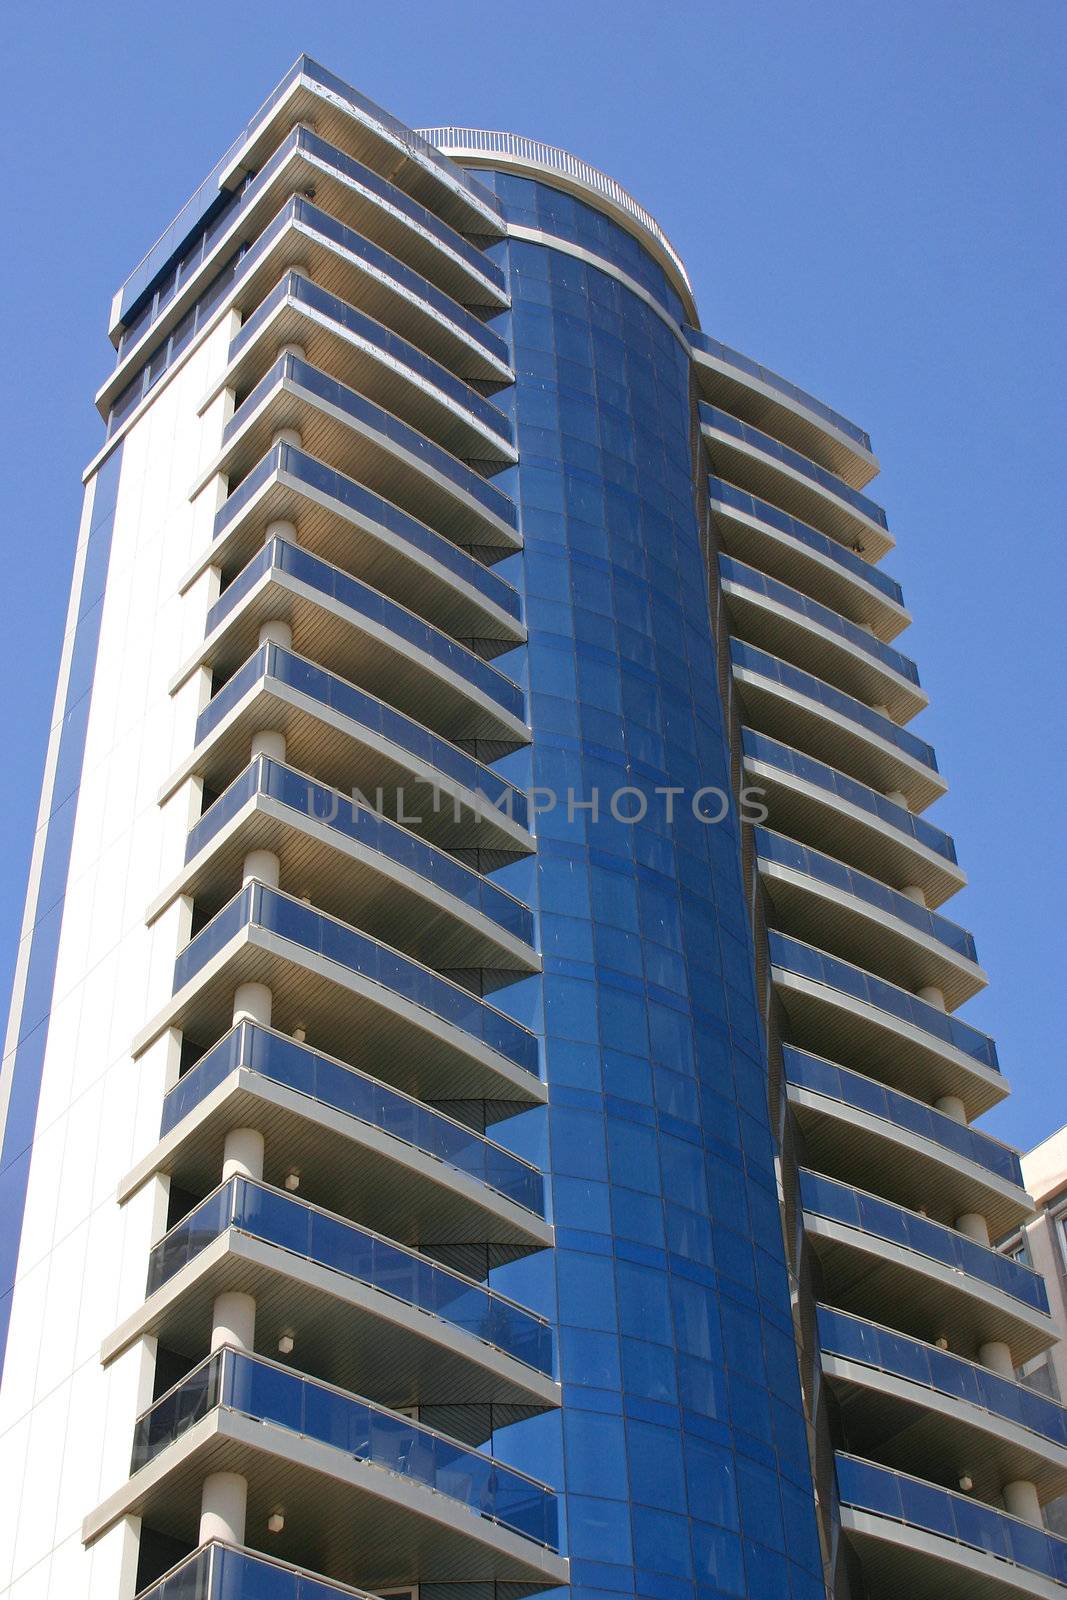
[756, 828, 985, 1007]
[187, 443, 523, 651]
[743, 730, 965, 909]
[732, 642, 944, 810]
[688, 331, 879, 489]
[161, 646, 533, 861]
[103, 1182, 555, 1409]
[197, 356, 518, 553]
[134, 884, 541, 1106]
[721, 556, 926, 723]
[177, 538, 527, 749]
[118, 1054, 549, 1250]
[820, 1309, 1067, 1506]
[207, 271, 514, 465]
[802, 1171, 1054, 1363]
[710, 479, 908, 642]
[770, 932, 1003, 1117]
[84, 1367, 565, 1590]
[785, 1050, 1029, 1236]
[701, 405, 893, 561]
[836, 1453, 1067, 1600]
[152, 760, 537, 975]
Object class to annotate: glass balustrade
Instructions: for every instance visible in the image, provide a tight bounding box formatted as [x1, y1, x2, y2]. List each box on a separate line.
[686, 332, 873, 452]
[131, 1346, 557, 1546]
[160, 1020, 544, 1213]
[171, 882, 539, 1074]
[701, 404, 888, 528]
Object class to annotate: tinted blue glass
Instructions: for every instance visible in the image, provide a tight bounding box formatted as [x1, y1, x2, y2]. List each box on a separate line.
[481, 199, 823, 1600]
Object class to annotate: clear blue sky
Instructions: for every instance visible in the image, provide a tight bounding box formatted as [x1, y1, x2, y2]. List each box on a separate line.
[1, 0, 1063, 1151]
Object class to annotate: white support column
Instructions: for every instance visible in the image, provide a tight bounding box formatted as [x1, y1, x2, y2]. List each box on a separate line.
[980, 1340, 1016, 1378]
[210, 1291, 257, 1354]
[1003, 1478, 1042, 1526]
[272, 427, 302, 450]
[918, 984, 947, 1011]
[901, 884, 927, 906]
[199, 1472, 247, 1546]
[935, 1094, 967, 1125]
[233, 982, 272, 1028]
[278, 343, 306, 362]
[884, 790, 909, 808]
[250, 730, 287, 763]
[222, 1126, 264, 1183]
[265, 518, 299, 547]
[242, 849, 279, 889]
[258, 619, 292, 652]
[955, 1212, 991, 1246]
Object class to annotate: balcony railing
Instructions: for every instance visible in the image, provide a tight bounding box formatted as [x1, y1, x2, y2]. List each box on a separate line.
[701, 405, 888, 528]
[172, 882, 538, 1073]
[837, 1452, 1067, 1584]
[720, 556, 919, 686]
[161, 1020, 544, 1213]
[742, 730, 957, 864]
[213, 443, 521, 621]
[136, 1540, 378, 1600]
[756, 829, 976, 961]
[131, 1346, 557, 1546]
[145, 1175, 552, 1371]
[208, 539, 525, 722]
[225, 355, 517, 530]
[229, 270, 513, 446]
[688, 331, 872, 449]
[819, 1306, 1067, 1448]
[800, 1170, 1047, 1313]
[186, 757, 534, 944]
[709, 478, 902, 605]
[783, 1048, 1021, 1186]
[770, 933, 998, 1071]
[732, 642, 937, 771]
[194, 644, 528, 828]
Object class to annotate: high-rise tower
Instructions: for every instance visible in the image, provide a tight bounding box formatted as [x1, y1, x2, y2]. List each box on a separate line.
[1, 56, 1064, 1600]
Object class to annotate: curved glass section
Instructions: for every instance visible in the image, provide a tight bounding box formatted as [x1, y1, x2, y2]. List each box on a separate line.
[131, 1347, 557, 1546]
[160, 1020, 544, 1213]
[185, 757, 534, 944]
[800, 1169, 1047, 1312]
[742, 729, 957, 864]
[770, 932, 998, 1070]
[225, 355, 517, 530]
[213, 444, 520, 620]
[134, 1541, 375, 1600]
[732, 642, 937, 770]
[144, 1176, 552, 1370]
[819, 1307, 1067, 1447]
[709, 478, 903, 606]
[230, 272, 513, 446]
[687, 332, 873, 452]
[783, 1048, 1021, 1186]
[194, 644, 528, 828]
[720, 556, 919, 686]
[171, 883, 538, 1073]
[701, 405, 888, 529]
[836, 1453, 1067, 1583]
[755, 829, 976, 961]
[207, 539, 525, 722]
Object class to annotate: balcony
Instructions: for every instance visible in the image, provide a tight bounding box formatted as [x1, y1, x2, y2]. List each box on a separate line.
[135, 883, 540, 1105]
[742, 729, 965, 909]
[155, 758, 536, 976]
[199, 443, 523, 650]
[215, 271, 515, 464]
[770, 931, 1003, 1116]
[700, 404, 893, 560]
[820, 1308, 1067, 1505]
[136, 1541, 384, 1600]
[721, 555, 925, 722]
[85, 1349, 566, 1587]
[785, 1048, 1029, 1236]
[185, 537, 527, 747]
[104, 1177, 555, 1412]
[801, 1170, 1053, 1361]
[165, 644, 532, 860]
[836, 1452, 1067, 1599]
[710, 477, 906, 643]
[756, 827, 984, 1006]
[732, 641, 945, 810]
[203, 356, 518, 553]
[687, 330, 878, 488]
[119, 1020, 547, 1250]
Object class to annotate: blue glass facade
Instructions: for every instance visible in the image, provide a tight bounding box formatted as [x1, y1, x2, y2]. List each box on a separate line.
[474, 175, 825, 1600]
